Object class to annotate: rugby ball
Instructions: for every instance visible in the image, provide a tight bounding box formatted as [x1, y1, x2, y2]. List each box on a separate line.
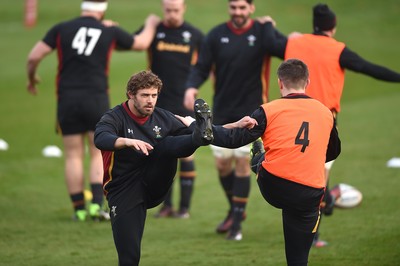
[330, 183, 362, 208]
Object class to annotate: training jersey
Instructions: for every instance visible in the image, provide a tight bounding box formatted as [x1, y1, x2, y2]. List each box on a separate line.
[211, 94, 340, 188]
[43, 16, 134, 99]
[285, 34, 345, 113]
[260, 94, 335, 188]
[186, 20, 287, 124]
[145, 22, 203, 116]
[285, 33, 400, 113]
[94, 102, 191, 200]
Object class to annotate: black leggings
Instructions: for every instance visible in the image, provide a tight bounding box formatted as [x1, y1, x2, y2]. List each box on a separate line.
[257, 168, 324, 266]
[110, 134, 200, 266]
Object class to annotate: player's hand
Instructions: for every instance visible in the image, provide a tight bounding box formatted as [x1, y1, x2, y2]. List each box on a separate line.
[184, 88, 198, 111]
[27, 75, 40, 95]
[175, 115, 195, 127]
[102, 19, 119, 27]
[256, 16, 276, 27]
[125, 139, 153, 156]
[288, 31, 303, 39]
[236, 116, 258, 129]
[145, 14, 161, 27]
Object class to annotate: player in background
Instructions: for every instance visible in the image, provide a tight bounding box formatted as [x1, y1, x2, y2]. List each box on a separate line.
[284, 3, 400, 246]
[135, 0, 204, 219]
[184, 0, 287, 240]
[26, 0, 160, 221]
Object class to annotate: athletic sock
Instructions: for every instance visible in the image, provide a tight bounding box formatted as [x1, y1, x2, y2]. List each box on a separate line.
[219, 171, 235, 211]
[179, 160, 196, 211]
[70, 192, 85, 211]
[163, 187, 173, 208]
[231, 176, 251, 231]
[90, 183, 104, 206]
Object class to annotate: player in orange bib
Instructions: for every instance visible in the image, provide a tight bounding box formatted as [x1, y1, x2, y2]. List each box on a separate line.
[207, 59, 341, 265]
[284, 3, 400, 247]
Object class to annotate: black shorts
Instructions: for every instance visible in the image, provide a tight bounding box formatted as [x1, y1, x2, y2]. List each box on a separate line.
[57, 95, 109, 135]
[257, 167, 324, 213]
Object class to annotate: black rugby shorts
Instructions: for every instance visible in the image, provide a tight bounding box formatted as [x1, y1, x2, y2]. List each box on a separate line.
[57, 95, 109, 135]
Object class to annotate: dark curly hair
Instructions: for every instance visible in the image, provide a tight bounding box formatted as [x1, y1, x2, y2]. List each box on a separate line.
[125, 70, 163, 99]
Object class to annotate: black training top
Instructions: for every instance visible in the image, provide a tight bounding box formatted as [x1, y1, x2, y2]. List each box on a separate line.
[186, 20, 287, 124]
[146, 22, 204, 116]
[94, 102, 191, 200]
[43, 16, 134, 99]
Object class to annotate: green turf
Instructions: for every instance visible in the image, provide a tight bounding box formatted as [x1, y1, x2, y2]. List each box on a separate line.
[0, 0, 399, 265]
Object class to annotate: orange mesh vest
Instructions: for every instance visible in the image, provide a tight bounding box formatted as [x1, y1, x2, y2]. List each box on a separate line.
[261, 97, 334, 188]
[285, 34, 346, 113]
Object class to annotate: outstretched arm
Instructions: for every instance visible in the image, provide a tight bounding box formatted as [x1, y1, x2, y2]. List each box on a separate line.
[340, 47, 400, 82]
[212, 108, 266, 148]
[223, 116, 258, 129]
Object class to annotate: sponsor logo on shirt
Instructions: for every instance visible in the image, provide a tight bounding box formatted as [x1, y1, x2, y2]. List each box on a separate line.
[157, 41, 190, 53]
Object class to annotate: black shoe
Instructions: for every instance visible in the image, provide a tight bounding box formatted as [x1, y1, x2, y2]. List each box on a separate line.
[251, 138, 264, 157]
[216, 211, 246, 234]
[174, 208, 190, 219]
[312, 233, 328, 247]
[154, 205, 175, 218]
[193, 99, 213, 146]
[226, 229, 243, 241]
[250, 138, 264, 173]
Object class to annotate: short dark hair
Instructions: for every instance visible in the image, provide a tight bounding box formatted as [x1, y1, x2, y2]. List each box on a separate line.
[228, 0, 253, 4]
[126, 70, 163, 99]
[277, 59, 309, 89]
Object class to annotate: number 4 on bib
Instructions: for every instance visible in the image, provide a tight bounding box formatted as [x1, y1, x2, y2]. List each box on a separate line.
[295, 121, 309, 153]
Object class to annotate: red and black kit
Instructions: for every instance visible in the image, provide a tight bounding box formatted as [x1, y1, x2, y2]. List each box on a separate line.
[146, 22, 204, 116]
[94, 102, 200, 265]
[186, 20, 287, 124]
[42, 16, 134, 134]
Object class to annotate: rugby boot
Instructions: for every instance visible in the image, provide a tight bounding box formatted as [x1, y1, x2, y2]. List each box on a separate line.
[250, 138, 265, 174]
[216, 211, 246, 234]
[226, 229, 243, 241]
[154, 205, 175, 218]
[193, 98, 213, 146]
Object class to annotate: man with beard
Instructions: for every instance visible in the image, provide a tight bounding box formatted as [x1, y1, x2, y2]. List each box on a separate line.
[183, 0, 287, 240]
[94, 70, 214, 265]
[26, 0, 160, 221]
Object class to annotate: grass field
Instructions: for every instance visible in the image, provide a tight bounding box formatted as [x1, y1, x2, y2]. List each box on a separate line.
[0, 0, 400, 265]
